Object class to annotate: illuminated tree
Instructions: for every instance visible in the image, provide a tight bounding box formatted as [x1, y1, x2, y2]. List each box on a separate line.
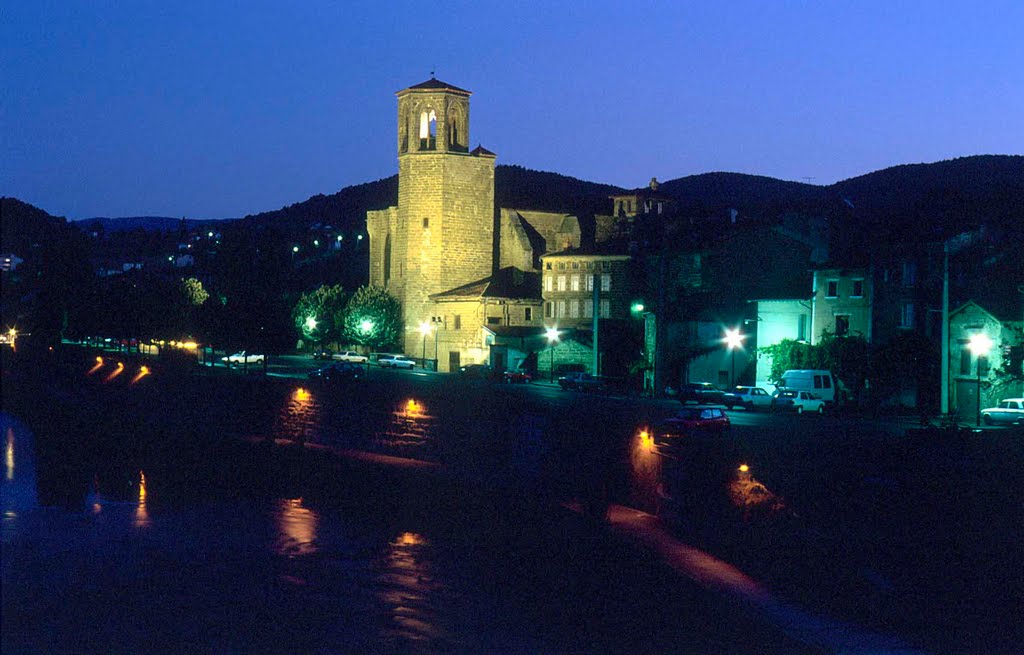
[180, 277, 209, 306]
[341, 285, 401, 349]
[292, 284, 347, 347]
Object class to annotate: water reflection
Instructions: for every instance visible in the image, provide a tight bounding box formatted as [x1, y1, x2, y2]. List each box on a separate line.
[274, 387, 320, 443]
[377, 531, 446, 644]
[378, 398, 435, 450]
[6, 426, 13, 481]
[87, 356, 104, 375]
[275, 498, 318, 556]
[134, 470, 150, 528]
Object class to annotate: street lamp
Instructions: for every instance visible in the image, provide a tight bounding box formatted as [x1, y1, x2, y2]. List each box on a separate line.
[545, 327, 560, 381]
[419, 321, 432, 365]
[723, 327, 745, 387]
[967, 332, 993, 426]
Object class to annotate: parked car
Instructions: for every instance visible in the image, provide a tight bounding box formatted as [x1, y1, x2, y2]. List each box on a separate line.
[221, 351, 264, 366]
[770, 389, 826, 414]
[333, 350, 368, 364]
[776, 369, 839, 405]
[459, 363, 495, 379]
[677, 382, 724, 405]
[378, 354, 415, 369]
[655, 406, 732, 439]
[503, 370, 532, 383]
[558, 371, 603, 392]
[307, 361, 364, 382]
[721, 386, 773, 411]
[980, 398, 1024, 425]
[311, 349, 333, 360]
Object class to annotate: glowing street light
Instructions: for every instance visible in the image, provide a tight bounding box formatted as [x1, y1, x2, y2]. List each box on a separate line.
[545, 327, 560, 381]
[418, 321, 433, 364]
[305, 316, 318, 331]
[360, 319, 374, 334]
[967, 332, 993, 426]
[723, 327, 745, 387]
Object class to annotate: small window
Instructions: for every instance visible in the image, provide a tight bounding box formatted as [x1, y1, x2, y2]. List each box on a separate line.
[571, 275, 580, 292]
[545, 262, 552, 270]
[423, 217, 429, 229]
[584, 300, 593, 318]
[852, 279, 864, 297]
[826, 280, 839, 298]
[835, 315, 850, 336]
[570, 300, 579, 318]
[822, 376, 831, 389]
[557, 276, 567, 292]
[557, 300, 566, 317]
[602, 261, 611, 272]
[545, 302, 553, 319]
[599, 299, 610, 318]
[814, 375, 823, 389]
[524, 307, 532, 321]
[454, 315, 461, 330]
[601, 274, 611, 292]
[571, 262, 579, 269]
[544, 276, 553, 292]
[487, 317, 501, 325]
[978, 355, 989, 376]
[557, 263, 566, 270]
[797, 314, 807, 341]
[586, 276, 594, 292]
[960, 347, 971, 375]
[902, 261, 916, 287]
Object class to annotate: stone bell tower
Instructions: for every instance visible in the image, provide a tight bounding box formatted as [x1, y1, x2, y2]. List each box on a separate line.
[368, 78, 496, 356]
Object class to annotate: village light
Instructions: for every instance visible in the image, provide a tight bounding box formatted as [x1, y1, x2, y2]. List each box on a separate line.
[305, 316, 317, 331]
[418, 321, 433, 363]
[724, 327, 745, 387]
[360, 319, 374, 334]
[545, 327, 560, 381]
[967, 333, 993, 426]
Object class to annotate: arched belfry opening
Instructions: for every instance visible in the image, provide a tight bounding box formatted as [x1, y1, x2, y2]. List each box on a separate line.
[447, 104, 467, 152]
[419, 109, 437, 150]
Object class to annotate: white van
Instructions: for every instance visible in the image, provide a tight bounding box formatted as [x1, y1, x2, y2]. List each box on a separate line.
[776, 369, 840, 404]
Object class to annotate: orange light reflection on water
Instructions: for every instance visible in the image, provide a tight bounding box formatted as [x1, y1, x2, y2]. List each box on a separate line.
[130, 365, 150, 385]
[134, 470, 150, 527]
[5, 427, 14, 481]
[103, 361, 125, 382]
[87, 357, 104, 375]
[275, 498, 318, 556]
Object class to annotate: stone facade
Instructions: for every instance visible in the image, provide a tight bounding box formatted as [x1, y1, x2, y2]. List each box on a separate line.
[811, 268, 872, 343]
[539, 254, 632, 329]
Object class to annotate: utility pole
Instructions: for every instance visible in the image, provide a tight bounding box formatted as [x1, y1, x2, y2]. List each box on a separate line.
[941, 241, 950, 415]
[592, 274, 600, 375]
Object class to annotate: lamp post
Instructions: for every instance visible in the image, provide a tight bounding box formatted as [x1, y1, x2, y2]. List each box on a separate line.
[545, 327, 560, 381]
[724, 327, 745, 387]
[419, 321, 432, 367]
[431, 316, 442, 370]
[967, 332, 992, 426]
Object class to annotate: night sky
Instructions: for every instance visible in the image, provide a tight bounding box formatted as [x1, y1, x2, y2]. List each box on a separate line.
[3, 1, 1022, 220]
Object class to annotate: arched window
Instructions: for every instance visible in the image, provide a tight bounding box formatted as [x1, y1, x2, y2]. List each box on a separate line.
[419, 110, 437, 150]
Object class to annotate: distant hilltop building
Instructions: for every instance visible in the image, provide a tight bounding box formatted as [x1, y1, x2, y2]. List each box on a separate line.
[367, 78, 651, 372]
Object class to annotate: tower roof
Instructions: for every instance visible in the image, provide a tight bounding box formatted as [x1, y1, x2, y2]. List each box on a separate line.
[398, 78, 471, 96]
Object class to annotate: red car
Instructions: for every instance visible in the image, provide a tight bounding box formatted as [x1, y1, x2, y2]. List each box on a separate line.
[656, 406, 731, 440]
[502, 370, 532, 384]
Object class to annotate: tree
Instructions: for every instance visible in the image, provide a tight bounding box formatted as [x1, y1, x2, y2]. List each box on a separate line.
[292, 284, 347, 347]
[181, 277, 209, 306]
[341, 285, 401, 350]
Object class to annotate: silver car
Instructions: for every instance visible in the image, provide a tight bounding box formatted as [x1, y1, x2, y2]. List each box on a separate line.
[980, 398, 1024, 425]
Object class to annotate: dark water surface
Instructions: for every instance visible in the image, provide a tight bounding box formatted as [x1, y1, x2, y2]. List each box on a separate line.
[2, 357, 810, 654]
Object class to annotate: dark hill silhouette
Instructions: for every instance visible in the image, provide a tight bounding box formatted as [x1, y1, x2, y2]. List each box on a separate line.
[656, 172, 826, 217]
[1, 196, 70, 253]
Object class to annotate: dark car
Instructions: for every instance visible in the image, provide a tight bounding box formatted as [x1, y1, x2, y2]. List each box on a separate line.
[678, 382, 724, 405]
[307, 361, 364, 382]
[656, 407, 731, 440]
[459, 363, 496, 379]
[558, 371, 603, 392]
[311, 349, 334, 360]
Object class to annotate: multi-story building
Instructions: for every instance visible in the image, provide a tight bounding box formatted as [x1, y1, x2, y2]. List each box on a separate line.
[810, 267, 872, 342]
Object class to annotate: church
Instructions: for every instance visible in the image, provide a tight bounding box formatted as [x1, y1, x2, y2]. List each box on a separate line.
[366, 78, 655, 373]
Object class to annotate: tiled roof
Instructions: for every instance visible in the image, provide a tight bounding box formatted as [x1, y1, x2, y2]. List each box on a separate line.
[430, 267, 542, 301]
[470, 145, 496, 157]
[400, 78, 471, 94]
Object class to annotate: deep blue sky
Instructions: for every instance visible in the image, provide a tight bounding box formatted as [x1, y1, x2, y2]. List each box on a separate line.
[3, 1, 1022, 220]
